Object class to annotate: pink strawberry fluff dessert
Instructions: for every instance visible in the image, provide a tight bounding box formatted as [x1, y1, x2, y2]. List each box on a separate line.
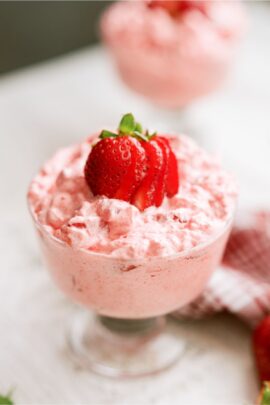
[28, 120, 236, 318]
[101, 0, 246, 108]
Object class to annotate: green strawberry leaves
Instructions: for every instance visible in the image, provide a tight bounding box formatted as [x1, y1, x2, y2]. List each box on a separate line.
[134, 121, 143, 133]
[261, 383, 270, 405]
[119, 113, 137, 134]
[133, 131, 149, 142]
[99, 113, 156, 142]
[0, 394, 14, 405]
[100, 130, 118, 139]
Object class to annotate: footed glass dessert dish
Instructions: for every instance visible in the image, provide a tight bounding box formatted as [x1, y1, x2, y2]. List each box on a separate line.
[28, 113, 236, 377]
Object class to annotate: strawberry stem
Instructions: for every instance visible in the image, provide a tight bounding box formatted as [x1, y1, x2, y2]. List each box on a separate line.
[99, 113, 156, 142]
[119, 113, 137, 134]
[134, 122, 143, 133]
[133, 131, 149, 142]
[261, 383, 270, 405]
[100, 130, 118, 139]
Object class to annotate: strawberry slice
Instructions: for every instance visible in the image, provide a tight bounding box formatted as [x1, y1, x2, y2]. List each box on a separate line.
[151, 137, 170, 206]
[156, 136, 179, 197]
[166, 143, 179, 197]
[84, 136, 146, 202]
[114, 138, 147, 201]
[131, 140, 164, 210]
[253, 316, 270, 383]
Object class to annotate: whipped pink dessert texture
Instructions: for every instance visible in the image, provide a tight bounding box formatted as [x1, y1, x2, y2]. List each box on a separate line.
[29, 134, 236, 259]
[28, 134, 236, 318]
[101, 1, 246, 108]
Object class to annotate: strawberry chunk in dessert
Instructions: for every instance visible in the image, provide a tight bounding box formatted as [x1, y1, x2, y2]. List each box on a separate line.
[84, 113, 179, 211]
[253, 316, 270, 383]
[147, 0, 206, 16]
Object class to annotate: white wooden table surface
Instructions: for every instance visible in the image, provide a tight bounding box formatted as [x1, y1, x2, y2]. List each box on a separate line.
[1, 3, 270, 404]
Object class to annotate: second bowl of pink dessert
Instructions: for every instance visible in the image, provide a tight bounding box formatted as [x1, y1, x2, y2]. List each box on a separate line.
[101, 1, 246, 108]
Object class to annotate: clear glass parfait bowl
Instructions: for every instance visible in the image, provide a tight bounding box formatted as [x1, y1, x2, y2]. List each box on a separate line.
[29, 202, 234, 378]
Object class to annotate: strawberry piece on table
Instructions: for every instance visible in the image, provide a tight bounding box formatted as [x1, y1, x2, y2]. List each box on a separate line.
[0, 392, 14, 405]
[253, 316, 270, 383]
[257, 382, 270, 405]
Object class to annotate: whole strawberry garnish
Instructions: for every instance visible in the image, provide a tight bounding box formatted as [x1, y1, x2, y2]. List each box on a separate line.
[84, 113, 179, 210]
[147, 0, 206, 16]
[253, 316, 270, 383]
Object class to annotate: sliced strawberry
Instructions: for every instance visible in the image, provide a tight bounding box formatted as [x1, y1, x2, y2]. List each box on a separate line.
[84, 114, 179, 210]
[131, 140, 164, 211]
[156, 136, 179, 197]
[114, 140, 147, 201]
[84, 136, 146, 201]
[253, 316, 270, 383]
[166, 144, 179, 197]
[151, 137, 170, 206]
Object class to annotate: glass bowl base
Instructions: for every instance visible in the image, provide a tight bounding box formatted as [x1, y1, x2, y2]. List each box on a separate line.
[66, 311, 185, 378]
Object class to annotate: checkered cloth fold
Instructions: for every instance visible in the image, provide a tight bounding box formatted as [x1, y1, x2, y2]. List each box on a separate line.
[174, 211, 270, 327]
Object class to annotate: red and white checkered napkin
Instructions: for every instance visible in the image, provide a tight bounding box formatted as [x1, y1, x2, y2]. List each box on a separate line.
[174, 211, 270, 327]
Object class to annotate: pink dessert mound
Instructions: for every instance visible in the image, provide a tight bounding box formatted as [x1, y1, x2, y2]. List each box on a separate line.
[101, 1, 246, 108]
[29, 134, 236, 258]
[28, 134, 236, 318]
